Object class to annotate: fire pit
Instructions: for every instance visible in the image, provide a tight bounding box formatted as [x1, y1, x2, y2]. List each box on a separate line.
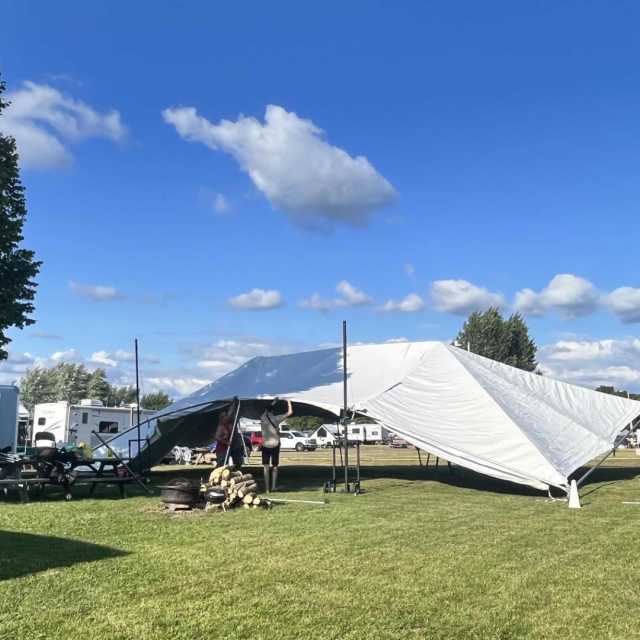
[157, 478, 199, 508]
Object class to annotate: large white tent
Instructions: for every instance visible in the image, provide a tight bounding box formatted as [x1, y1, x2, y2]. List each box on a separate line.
[102, 341, 640, 493]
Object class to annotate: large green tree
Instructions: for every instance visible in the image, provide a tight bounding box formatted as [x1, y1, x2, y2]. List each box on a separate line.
[0, 74, 41, 360]
[455, 307, 538, 372]
[87, 368, 111, 404]
[141, 391, 172, 411]
[19, 367, 57, 411]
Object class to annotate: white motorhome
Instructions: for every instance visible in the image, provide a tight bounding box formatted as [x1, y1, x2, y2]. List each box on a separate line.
[33, 400, 155, 451]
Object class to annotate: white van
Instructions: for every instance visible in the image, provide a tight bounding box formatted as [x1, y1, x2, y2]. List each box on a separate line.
[33, 399, 155, 451]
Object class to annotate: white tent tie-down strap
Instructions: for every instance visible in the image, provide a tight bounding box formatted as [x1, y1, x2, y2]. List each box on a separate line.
[100, 341, 640, 492]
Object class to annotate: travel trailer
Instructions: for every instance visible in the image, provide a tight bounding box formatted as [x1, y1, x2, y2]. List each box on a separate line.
[347, 422, 383, 444]
[310, 422, 383, 446]
[0, 385, 19, 451]
[33, 400, 155, 451]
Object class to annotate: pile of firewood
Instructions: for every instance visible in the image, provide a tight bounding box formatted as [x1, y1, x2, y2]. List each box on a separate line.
[203, 465, 269, 511]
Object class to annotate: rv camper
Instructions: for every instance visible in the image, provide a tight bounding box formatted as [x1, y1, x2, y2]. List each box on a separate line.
[0, 385, 19, 452]
[32, 400, 155, 451]
[347, 422, 383, 444]
[310, 422, 384, 446]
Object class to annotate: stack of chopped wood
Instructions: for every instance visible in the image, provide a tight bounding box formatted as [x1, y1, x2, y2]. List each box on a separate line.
[203, 465, 269, 511]
[192, 451, 216, 465]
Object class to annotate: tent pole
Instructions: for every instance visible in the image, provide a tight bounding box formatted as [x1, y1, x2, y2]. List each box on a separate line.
[223, 399, 241, 467]
[576, 426, 632, 488]
[342, 320, 350, 492]
[135, 338, 141, 459]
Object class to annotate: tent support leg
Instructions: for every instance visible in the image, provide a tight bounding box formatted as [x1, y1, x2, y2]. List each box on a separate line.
[417, 449, 423, 467]
[223, 399, 241, 468]
[435, 457, 439, 471]
[447, 461, 453, 475]
[426, 453, 431, 467]
[576, 427, 632, 488]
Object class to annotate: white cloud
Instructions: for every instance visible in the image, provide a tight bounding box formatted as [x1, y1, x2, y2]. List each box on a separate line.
[213, 193, 229, 214]
[50, 348, 80, 363]
[539, 338, 640, 391]
[229, 288, 283, 310]
[431, 279, 505, 315]
[191, 337, 300, 381]
[89, 351, 117, 367]
[0, 352, 37, 385]
[380, 293, 425, 313]
[1, 81, 126, 169]
[300, 281, 373, 312]
[163, 104, 396, 227]
[336, 280, 372, 306]
[144, 376, 211, 397]
[69, 280, 124, 301]
[605, 287, 640, 324]
[515, 274, 599, 319]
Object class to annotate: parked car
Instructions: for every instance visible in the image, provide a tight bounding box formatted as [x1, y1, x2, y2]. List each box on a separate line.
[250, 432, 264, 450]
[279, 430, 317, 452]
[388, 435, 409, 448]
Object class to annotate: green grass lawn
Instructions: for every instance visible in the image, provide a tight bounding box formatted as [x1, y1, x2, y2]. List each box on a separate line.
[2, 446, 640, 640]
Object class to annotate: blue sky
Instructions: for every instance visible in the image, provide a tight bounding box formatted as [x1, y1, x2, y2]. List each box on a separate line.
[1, 1, 639, 395]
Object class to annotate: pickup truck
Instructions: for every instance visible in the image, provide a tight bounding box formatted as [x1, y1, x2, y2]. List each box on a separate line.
[279, 431, 317, 452]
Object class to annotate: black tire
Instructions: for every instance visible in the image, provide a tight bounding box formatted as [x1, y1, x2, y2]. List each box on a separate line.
[295, 443, 304, 452]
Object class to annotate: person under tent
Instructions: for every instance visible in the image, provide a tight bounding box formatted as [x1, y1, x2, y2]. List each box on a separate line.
[214, 413, 232, 467]
[260, 398, 293, 492]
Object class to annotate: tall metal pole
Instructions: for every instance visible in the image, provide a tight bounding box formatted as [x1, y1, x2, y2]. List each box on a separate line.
[343, 320, 349, 491]
[135, 338, 141, 459]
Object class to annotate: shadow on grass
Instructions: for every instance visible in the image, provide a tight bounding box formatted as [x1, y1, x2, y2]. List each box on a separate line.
[148, 459, 640, 500]
[0, 530, 128, 581]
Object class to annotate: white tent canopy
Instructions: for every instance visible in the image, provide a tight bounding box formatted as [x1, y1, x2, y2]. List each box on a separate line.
[103, 341, 640, 492]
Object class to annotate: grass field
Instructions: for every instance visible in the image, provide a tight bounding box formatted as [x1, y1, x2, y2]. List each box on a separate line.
[2, 446, 640, 640]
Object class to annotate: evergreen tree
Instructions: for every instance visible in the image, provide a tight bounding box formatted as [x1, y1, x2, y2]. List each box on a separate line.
[505, 312, 537, 372]
[0, 74, 41, 360]
[455, 307, 538, 372]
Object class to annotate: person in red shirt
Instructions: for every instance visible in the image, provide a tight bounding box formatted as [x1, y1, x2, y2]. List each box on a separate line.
[215, 413, 232, 467]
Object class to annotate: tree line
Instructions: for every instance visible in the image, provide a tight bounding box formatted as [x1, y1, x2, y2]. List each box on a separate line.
[19, 363, 172, 412]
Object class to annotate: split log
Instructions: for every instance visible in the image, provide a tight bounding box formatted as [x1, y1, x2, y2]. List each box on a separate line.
[238, 482, 257, 498]
[252, 496, 262, 506]
[232, 479, 255, 493]
[230, 474, 254, 486]
[242, 494, 256, 505]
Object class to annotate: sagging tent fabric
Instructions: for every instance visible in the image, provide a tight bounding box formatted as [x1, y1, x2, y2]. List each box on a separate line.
[99, 341, 640, 492]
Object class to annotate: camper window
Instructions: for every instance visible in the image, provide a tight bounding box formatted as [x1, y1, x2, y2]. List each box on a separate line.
[37, 417, 46, 426]
[351, 427, 360, 434]
[82, 412, 88, 424]
[98, 421, 118, 434]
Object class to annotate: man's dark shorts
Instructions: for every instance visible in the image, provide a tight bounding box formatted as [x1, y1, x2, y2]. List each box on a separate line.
[262, 445, 280, 467]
